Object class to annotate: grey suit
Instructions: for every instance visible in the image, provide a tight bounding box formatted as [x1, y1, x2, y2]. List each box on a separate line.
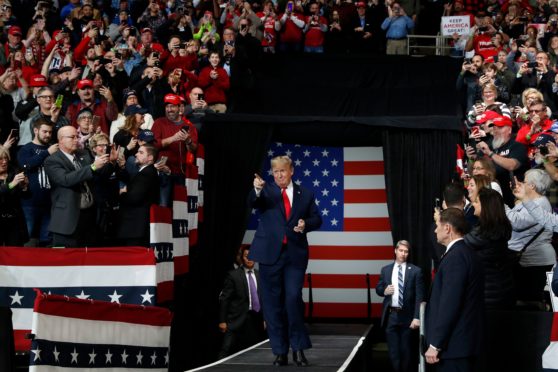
[44, 150, 96, 241]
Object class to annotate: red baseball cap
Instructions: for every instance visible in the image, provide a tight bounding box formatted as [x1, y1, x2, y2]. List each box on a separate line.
[492, 115, 513, 127]
[476, 110, 500, 124]
[8, 26, 22, 36]
[77, 79, 94, 90]
[29, 74, 48, 87]
[141, 27, 152, 34]
[356, 2, 366, 7]
[164, 94, 182, 105]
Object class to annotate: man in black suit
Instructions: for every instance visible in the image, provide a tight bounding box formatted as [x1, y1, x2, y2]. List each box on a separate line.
[44, 126, 114, 247]
[376, 240, 424, 372]
[218, 247, 266, 358]
[116, 144, 160, 247]
[426, 208, 484, 372]
[512, 51, 557, 116]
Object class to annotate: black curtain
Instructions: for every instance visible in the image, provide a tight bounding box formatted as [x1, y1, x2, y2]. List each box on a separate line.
[382, 129, 462, 279]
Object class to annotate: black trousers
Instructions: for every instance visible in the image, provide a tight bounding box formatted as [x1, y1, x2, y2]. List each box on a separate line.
[386, 311, 418, 372]
[218, 311, 266, 359]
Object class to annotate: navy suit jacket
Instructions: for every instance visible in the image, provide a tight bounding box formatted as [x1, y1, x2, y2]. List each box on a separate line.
[376, 262, 424, 328]
[426, 240, 485, 359]
[247, 182, 322, 268]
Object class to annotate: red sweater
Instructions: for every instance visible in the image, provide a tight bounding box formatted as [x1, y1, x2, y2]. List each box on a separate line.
[198, 66, 230, 104]
[279, 13, 305, 43]
[151, 117, 198, 175]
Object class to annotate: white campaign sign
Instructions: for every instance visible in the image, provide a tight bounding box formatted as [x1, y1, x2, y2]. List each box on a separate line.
[441, 16, 470, 36]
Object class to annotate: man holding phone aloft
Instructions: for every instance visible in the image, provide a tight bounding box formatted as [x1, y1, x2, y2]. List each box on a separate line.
[151, 94, 198, 205]
[512, 51, 557, 115]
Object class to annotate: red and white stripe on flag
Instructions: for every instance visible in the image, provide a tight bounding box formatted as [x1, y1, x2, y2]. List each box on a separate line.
[0, 247, 157, 352]
[243, 146, 393, 318]
[29, 291, 172, 371]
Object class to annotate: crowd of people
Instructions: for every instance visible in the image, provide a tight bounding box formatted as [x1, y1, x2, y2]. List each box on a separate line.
[451, 0, 558, 311]
[0, 0, 443, 247]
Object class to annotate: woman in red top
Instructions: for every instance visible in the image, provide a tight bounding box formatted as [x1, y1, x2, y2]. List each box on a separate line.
[198, 52, 230, 113]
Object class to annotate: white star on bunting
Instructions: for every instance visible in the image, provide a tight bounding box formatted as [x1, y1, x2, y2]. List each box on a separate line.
[9, 291, 23, 305]
[141, 289, 154, 304]
[108, 290, 122, 303]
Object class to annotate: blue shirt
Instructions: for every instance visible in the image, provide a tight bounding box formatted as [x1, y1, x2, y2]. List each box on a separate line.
[381, 15, 414, 39]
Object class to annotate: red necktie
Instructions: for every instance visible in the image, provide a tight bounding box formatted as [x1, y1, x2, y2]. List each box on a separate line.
[282, 188, 291, 244]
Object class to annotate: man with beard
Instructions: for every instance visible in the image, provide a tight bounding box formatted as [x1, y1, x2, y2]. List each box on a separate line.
[17, 119, 58, 246]
[151, 94, 198, 205]
[65, 79, 118, 135]
[467, 114, 529, 206]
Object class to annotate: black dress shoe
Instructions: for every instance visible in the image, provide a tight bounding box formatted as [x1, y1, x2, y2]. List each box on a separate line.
[292, 350, 309, 366]
[273, 354, 288, 366]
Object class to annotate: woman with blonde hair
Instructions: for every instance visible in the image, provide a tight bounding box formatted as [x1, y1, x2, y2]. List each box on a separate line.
[466, 83, 511, 128]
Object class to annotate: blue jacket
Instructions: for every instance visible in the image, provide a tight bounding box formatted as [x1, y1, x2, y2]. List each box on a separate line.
[247, 182, 322, 268]
[376, 262, 424, 328]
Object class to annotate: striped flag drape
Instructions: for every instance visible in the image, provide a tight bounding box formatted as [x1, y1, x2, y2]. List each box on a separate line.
[149, 144, 204, 303]
[29, 291, 172, 371]
[243, 145, 393, 318]
[0, 247, 157, 352]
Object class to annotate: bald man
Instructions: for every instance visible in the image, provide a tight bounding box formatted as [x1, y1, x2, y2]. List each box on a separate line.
[44, 126, 114, 247]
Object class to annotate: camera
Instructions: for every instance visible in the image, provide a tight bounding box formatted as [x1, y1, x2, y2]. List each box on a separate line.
[527, 61, 538, 68]
[154, 60, 161, 67]
[478, 26, 488, 32]
[540, 145, 550, 156]
[115, 52, 122, 59]
[152, 51, 160, 58]
[464, 58, 472, 65]
[181, 126, 189, 133]
[198, 93, 204, 101]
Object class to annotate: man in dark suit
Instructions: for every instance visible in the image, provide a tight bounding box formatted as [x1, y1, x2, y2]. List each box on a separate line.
[512, 51, 557, 116]
[376, 240, 424, 372]
[116, 144, 160, 247]
[44, 126, 113, 247]
[218, 247, 266, 358]
[552, 264, 558, 296]
[425, 208, 484, 372]
[249, 155, 322, 366]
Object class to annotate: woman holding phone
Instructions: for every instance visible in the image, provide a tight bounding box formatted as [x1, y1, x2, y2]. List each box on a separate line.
[113, 105, 148, 159]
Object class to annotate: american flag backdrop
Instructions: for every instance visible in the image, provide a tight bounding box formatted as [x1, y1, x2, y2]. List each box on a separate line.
[29, 291, 172, 371]
[0, 247, 157, 352]
[243, 144, 394, 318]
[149, 144, 204, 303]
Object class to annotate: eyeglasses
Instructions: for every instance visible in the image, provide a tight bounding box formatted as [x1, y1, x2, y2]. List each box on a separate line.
[78, 116, 93, 120]
[529, 108, 544, 113]
[472, 166, 484, 170]
[62, 135, 78, 140]
[38, 95, 54, 99]
[96, 143, 109, 147]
